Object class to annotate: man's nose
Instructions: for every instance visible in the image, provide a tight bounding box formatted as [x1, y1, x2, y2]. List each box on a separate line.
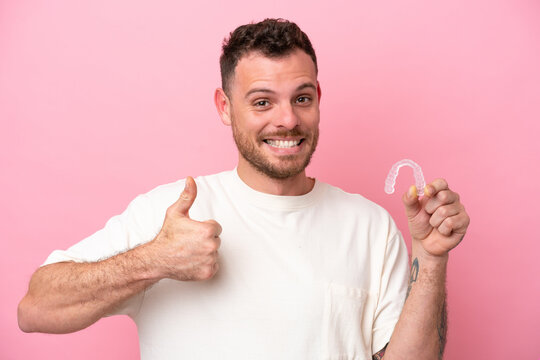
[273, 103, 299, 129]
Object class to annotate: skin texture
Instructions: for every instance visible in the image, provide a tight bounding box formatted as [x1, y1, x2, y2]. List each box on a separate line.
[19, 49, 470, 360]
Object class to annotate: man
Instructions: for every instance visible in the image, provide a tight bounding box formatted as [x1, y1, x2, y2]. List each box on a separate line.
[18, 19, 470, 359]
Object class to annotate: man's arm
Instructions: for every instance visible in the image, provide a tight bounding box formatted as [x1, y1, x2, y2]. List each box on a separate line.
[18, 243, 160, 333]
[18, 177, 222, 334]
[382, 251, 448, 359]
[382, 179, 469, 360]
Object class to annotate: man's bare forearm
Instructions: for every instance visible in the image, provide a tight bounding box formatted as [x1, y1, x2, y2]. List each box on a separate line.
[384, 246, 448, 360]
[18, 241, 161, 334]
[18, 179, 222, 335]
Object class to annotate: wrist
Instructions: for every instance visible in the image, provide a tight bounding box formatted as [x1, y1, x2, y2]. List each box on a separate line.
[126, 241, 165, 283]
[411, 240, 449, 268]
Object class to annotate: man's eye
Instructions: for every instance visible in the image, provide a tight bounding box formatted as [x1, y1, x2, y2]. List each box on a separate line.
[254, 100, 270, 107]
[296, 96, 311, 104]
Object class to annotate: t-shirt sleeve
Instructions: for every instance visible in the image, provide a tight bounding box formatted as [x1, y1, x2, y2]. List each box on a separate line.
[371, 220, 410, 355]
[40, 193, 164, 316]
[42, 194, 161, 266]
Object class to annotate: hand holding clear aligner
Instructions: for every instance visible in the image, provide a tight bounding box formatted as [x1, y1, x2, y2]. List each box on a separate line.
[385, 159, 425, 196]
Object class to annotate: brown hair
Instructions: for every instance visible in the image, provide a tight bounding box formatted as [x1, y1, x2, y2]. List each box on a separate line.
[220, 18, 318, 96]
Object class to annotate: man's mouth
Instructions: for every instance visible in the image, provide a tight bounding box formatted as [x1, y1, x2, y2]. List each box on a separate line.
[263, 139, 305, 148]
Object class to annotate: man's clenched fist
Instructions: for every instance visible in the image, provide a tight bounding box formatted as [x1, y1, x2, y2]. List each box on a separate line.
[150, 176, 222, 281]
[402, 178, 470, 258]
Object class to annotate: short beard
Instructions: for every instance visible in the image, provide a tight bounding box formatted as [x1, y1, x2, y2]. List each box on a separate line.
[231, 120, 319, 180]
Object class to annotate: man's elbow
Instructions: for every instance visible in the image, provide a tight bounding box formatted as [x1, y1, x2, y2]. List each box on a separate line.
[18, 295, 69, 334]
[18, 292, 97, 334]
[18, 295, 38, 333]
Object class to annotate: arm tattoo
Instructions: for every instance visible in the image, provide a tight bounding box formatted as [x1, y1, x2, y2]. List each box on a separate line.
[437, 299, 448, 359]
[406, 257, 419, 299]
[401, 257, 447, 358]
[372, 343, 387, 360]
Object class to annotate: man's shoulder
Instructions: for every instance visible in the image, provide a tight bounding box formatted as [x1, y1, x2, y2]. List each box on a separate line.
[319, 181, 394, 221]
[142, 170, 232, 204]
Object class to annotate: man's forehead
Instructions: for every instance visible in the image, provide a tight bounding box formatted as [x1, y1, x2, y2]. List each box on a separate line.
[231, 50, 317, 93]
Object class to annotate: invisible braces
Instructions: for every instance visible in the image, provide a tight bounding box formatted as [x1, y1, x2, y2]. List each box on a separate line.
[384, 159, 426, 196]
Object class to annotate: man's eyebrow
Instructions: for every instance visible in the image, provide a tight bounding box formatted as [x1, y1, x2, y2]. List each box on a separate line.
[244, 83, 317, 100]
[295, 82, 317, 92]
[245, 88, 275, 99]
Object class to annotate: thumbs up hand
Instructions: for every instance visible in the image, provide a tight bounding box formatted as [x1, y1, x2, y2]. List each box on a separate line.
[150, 176, 222, 281]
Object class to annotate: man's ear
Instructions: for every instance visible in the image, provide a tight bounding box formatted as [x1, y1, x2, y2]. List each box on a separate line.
[317, 81, 322, 103]
[214, 88, 232, 126]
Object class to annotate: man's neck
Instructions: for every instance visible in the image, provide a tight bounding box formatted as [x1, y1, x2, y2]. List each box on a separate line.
[236, 160, 315, 196]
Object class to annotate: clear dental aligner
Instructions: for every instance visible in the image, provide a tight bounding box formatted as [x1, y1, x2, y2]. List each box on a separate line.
[385, 159, 426, 196]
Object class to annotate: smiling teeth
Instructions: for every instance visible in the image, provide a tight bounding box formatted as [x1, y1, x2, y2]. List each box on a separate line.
[266, 139, 301, 148]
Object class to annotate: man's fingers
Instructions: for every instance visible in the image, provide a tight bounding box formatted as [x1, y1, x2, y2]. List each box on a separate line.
[437, 212, 470, 237]
[402, 185, 422, 219]
[202, 221, 222, 252]
[423, 178, 449, 198]
[213, 236, 222, 250]
[212, 262, 220, 276]
[204, 219, 223, 237]
[424, 189, 460, 214]
[172, 176, 198, 217]
[429, 203, 462, 229]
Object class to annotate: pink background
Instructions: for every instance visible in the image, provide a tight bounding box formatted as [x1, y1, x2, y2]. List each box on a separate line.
[1, 0, 539, 359]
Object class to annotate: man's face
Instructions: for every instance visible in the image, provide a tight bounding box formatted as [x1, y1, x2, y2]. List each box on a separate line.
[226, 49, 320, 179]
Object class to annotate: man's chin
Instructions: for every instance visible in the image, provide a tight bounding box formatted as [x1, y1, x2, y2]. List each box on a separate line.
[234, 134, 316, 179]
[253, 158, 311, 179]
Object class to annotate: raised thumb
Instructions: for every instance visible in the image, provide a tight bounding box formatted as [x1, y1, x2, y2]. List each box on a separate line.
[174, 176, 197, 217]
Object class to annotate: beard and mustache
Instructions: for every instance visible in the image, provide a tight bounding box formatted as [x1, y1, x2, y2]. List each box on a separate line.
[231, 118, 319, 180]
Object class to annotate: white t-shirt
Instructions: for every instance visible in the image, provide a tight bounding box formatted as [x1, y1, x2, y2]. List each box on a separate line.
[43, 169, 409, 360]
